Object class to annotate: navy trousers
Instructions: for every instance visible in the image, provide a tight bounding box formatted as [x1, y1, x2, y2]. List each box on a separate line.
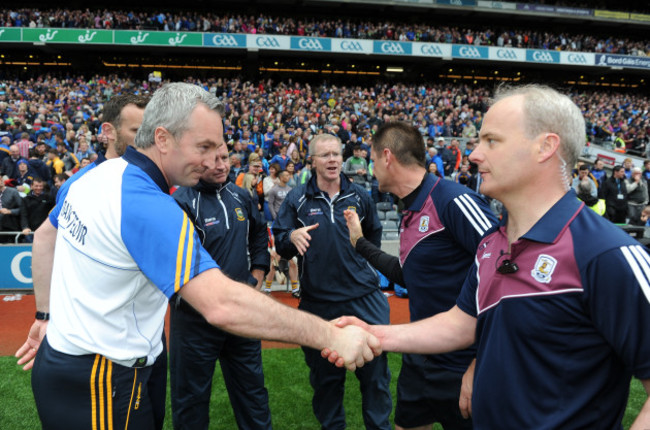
[169, 299, 272, 430]
[299, 289, 392, 430]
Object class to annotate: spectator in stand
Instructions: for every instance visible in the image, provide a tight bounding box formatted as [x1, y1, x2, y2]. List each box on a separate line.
[228, 153, 244, 183]
[262, 163, 281, 221]
[590, 158, 608, 190]
[268, 169, 293, 220]
[0, 137, 11, 165]
[285, 161, 298, 188]
[571, 164, 598, 198]
[22, 178, 55, 239]
[454, 162, 472, 187]
[0, 178, 29, 243]
[45, 148, 64, 177]
[643, 160, 650, 200]
[602, 165, 628, 223]
[56, 141, 79, 173]
[230, 140, 249, 162]
[14, 159, 35, 193]
[626, 166, 648, 222]
[623, 158, 634, 179]
[74, 136, 95, 161]
[49, 173, 68, 200]
[270, 144, 290, 170]
[576, 179, 606, 216]
[343, 144, 369, 187]
[15, 132, 32, 159]
[1, 144, 26, 179]
[442, 138, 461, 177]
[2, 6, 650, 57]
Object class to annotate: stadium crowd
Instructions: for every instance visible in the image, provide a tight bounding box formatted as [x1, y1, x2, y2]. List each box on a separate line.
[1, 74, 650, 240]
[1, 7, 649, 57]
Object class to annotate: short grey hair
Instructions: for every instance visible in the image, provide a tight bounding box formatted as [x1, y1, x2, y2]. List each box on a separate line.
[577, 178, 593, 195]
[492, 84, 586, 168]
[134, 82, 225, 149]
[309, 134, 341, 156]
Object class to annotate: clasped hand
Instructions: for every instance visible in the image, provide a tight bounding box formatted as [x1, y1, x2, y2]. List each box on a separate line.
[323, 316, 380, 370]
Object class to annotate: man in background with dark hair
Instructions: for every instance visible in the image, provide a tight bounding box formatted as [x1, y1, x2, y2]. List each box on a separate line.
[602, 165, 628, 223]
[345, 121, 496, 430]
[22, 178, 55, 239]
[99, 94, 150, 159]
[0, 177, 29, 243]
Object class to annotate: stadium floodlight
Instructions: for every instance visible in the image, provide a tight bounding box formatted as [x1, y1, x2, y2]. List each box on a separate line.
[386, 67, 404, 73]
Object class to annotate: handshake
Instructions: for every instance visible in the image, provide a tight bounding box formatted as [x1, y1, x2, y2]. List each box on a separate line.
[323, 316, 383, 371]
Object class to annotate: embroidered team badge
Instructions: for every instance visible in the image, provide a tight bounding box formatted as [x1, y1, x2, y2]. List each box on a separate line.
[531, 254, 557, 284]
[347, 206, 357, 213]
[235, 208, 245, 221]
[419, 216, 430, 233]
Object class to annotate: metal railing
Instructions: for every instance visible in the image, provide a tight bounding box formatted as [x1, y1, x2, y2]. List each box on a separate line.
[0, 231, 34, 244]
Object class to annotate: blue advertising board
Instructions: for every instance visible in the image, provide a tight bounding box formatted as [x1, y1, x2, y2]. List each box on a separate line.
[0, 245, 32, 291]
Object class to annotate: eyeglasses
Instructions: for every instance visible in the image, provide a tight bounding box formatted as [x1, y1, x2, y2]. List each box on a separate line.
[314, 152, 342, 160]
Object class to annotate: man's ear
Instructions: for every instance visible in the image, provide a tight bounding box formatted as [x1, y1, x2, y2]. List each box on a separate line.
[154, 127, 172, 154]
[538, 133, 561, 163]
[101, 122, 116, 144]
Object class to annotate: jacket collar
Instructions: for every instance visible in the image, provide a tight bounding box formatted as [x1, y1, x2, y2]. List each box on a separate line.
[405, 173, 439, 211]
[515, 190, 583, 244]
[305, 172, 351, 198]
[122, 146, 169, 194]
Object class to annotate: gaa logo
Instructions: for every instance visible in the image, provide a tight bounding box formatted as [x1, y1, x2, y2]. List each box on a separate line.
[298, 38, 324, 50]
[567, 53, 588, 64]
[496, 49, 517, 60]
[420, 45, 443, 56]
[212, 34, 239, 47]
[341, 41, 363, 51]
[381, 42, 405, 54]
[256, 36, 280, 48]
[459, 46, 481, 58]
[532, 51, 555, 62]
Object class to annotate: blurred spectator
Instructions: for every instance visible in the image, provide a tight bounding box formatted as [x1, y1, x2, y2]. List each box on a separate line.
[343, 144, 369, 187]
[591, 158, 608, 189]
[626, 166, 648, 221]
[22, 177, 55, 238]
[1, 144, 26, 179]
[15, 132, 32, 159]
[602, 165, 628, 223]
[0, 179, 29, 242]
[14, 159, 35, 193]
[267, 169, 292, 220]
[571, 164, 598, 198]
[56, 141, 80, 173]
[2, 7, 649, 56]
[74, 136, 95, 160]
[576, 179, 606, 216]
[50, 173, 68, 200]
[46, 148, 64, 177]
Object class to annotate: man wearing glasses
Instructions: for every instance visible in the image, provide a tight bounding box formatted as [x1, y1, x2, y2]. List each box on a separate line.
[273, 134, 392, 430]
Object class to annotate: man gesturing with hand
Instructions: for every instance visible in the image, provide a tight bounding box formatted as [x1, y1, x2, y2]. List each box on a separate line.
[274, 133, 392, 430]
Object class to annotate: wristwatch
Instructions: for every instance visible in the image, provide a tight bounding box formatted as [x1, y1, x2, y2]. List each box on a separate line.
[35, 311, 50, 321]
